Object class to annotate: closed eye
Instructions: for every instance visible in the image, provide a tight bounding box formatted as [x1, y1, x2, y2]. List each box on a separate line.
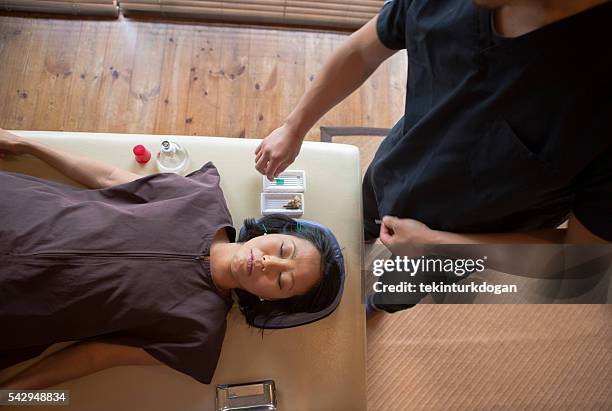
[280, 241, 284, 258]
[277, 273, 283, 290]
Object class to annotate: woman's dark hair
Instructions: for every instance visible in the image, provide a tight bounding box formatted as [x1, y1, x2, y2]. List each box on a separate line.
[234, 213, 342, 329]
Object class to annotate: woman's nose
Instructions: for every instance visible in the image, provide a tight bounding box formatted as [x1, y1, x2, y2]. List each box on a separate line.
[261, 255, 290, 272]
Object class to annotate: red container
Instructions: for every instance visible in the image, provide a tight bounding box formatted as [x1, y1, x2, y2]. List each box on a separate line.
[133, 145, 151, 163]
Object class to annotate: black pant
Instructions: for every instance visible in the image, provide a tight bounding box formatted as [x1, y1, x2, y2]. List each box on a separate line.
[363, 165, 381, 242]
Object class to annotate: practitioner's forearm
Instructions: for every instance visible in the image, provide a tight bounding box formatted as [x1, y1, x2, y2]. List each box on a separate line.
[423, 229, 567, 278]
[425, 219, 608, 276]
[285, 47, 374, 136]
[23, 140, 118, 189]
[285, 17, 395, 137]
[0, 343, 98, 390]
[382, 215, 608, 278]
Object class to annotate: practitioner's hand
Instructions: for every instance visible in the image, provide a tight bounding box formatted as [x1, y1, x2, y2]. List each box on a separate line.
[0, 128, 30, 158]
[255, 123, 303, 181]
[379, 216, 437, 246]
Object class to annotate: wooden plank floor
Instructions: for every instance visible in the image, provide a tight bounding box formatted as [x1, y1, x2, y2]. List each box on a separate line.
[0, 13, 407, 140]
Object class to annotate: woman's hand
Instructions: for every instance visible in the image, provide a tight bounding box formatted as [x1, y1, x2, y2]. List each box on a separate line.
[255, 123, 304, 181]
[379, 216, 438, 246]
[0, 128, 30, 158]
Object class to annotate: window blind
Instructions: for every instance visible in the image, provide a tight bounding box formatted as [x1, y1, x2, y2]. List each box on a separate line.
[1, 0, 119, 16]
[119, 0, 384, 29]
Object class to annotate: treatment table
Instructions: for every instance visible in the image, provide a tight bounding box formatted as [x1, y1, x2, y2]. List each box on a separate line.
[0, 131, 367, 411]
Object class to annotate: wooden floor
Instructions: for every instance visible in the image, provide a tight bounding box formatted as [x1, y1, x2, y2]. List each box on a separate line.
[0, 13, 407, 140]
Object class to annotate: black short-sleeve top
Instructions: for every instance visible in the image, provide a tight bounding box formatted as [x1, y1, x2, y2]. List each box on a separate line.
[370, 0, 612, 240]
[0, 163, 235, 384]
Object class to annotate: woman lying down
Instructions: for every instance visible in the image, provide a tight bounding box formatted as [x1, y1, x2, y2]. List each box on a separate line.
[0, 129, 343, 389]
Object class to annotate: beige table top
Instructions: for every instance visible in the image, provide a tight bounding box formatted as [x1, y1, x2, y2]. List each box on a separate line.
[0, 131, 366, 411]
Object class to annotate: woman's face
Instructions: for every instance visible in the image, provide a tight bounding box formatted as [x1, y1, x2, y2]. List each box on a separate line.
[230, 233, 322, 300]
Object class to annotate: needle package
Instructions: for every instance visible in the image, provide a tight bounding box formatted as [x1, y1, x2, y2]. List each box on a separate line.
[260, 170, 305, 216]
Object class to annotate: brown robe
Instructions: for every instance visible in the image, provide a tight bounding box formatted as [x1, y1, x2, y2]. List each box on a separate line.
[0, 162, 235, 384]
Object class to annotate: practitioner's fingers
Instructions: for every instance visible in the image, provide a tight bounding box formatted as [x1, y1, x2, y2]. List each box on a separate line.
[265, 158, 281, 181]
[382, 216, 398, 231]
[255, 152, 270, 175]
[276, 160, 291, 176]
[255, 140, 262, 155]
[379, 225, 393, 246]
[379, 216, 397, 246]
[255, 147, 264, 163]
[267, 160, 289, 181]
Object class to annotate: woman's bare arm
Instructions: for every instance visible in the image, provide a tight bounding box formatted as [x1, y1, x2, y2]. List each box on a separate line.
[0, 342, 162, 390]
[0, 128, 141, 188]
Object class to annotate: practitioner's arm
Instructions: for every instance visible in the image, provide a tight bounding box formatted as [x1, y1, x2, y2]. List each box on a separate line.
[379, 213, 609, 245]
[0, 342, 162, 390]
[377, 213, 609, 278]
[0, 128, 140, 188]
[255, 14, 399, 180]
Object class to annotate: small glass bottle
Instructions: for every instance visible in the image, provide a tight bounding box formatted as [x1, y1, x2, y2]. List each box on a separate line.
[156, 140, 189, 174]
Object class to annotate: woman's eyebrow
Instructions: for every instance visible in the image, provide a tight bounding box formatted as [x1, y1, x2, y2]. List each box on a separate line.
[288, 239, 297, 290]
[291, 239, 298, 259]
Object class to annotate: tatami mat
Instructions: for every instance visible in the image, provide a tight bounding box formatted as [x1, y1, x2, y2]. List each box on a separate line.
[367, 305, 611, 411]
[331, 130, 612, 411]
